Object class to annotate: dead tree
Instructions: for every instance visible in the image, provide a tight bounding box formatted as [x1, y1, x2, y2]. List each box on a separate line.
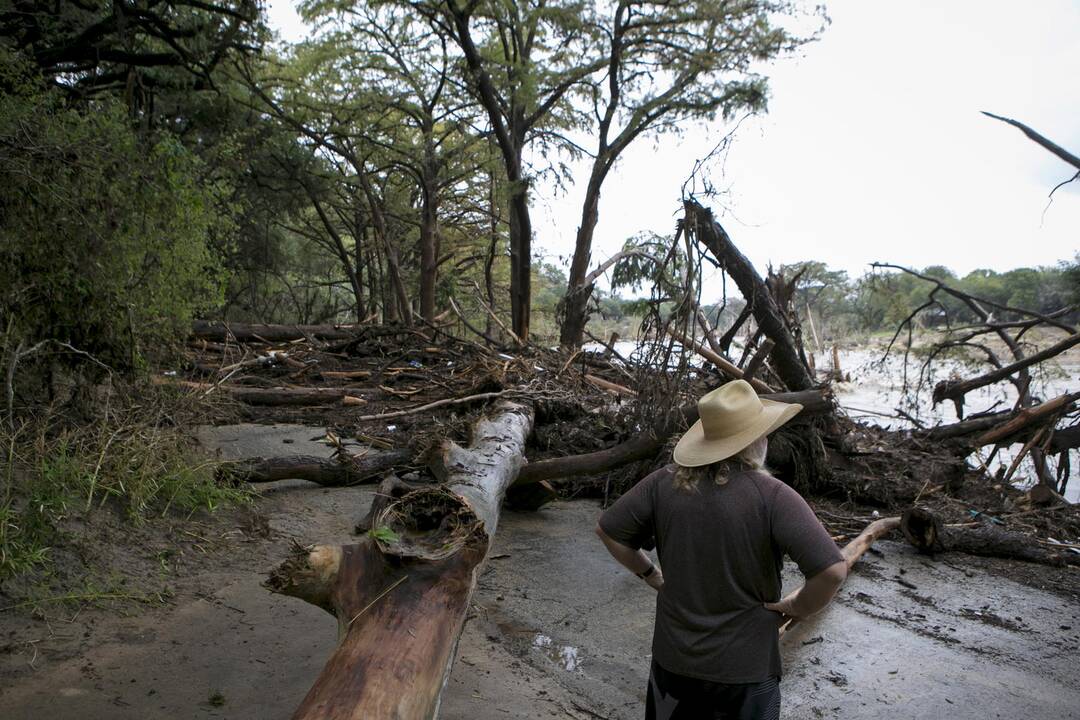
[265, 401, 533, 719]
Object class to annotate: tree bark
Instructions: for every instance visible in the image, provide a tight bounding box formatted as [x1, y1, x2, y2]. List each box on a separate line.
[265, 401, 533, 719]
[686, 200, 815, 392]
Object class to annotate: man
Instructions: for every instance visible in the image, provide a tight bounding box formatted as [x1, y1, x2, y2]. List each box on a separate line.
[596, 380, 847, 719]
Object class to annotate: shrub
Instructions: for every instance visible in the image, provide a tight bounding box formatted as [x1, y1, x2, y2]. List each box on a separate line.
[0, 64, 229, 371]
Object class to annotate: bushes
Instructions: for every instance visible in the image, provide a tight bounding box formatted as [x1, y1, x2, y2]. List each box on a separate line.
[0, 69, 229, 372]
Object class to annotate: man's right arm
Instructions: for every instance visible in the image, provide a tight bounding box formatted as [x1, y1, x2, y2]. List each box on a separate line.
[764, 560, 846, 618]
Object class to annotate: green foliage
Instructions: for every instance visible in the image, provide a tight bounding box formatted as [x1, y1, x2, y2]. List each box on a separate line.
[369, 525, 401, 544]
[0, 74, 229, 369]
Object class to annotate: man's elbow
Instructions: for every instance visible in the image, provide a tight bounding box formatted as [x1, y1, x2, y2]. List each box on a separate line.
[594, 522, 607, 540]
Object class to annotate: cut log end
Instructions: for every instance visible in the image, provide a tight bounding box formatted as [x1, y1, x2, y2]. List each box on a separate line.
[371, 486, 486, 561]
[900, 507, 944, 554]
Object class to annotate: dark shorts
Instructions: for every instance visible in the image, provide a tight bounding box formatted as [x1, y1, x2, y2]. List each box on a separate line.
[646, 660, 780, 720]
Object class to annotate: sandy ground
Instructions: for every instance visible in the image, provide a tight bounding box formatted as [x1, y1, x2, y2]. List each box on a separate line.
[1, 424, 1078, 719]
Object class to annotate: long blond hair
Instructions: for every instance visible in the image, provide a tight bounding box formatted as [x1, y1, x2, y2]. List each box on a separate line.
[672, 436, 768, 491]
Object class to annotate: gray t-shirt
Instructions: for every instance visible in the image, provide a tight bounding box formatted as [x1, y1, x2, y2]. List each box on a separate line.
[598, 465, 843, 683]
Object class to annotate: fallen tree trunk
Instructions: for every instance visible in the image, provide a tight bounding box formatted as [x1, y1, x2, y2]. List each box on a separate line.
[686, 200, 816, 392]
[265, 401, 533, 719]
[192, 320, 364, 343]
[901, 507, 1079, 567]
[516, 389, 833, 485]
[219, 448, 414, 486]
[779, 516, 901, 639]
[932, 332, 1080, 406]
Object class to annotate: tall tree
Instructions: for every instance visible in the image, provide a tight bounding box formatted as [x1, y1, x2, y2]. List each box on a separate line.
[559, 0, 816, 347]
[419, 0, 604, 340]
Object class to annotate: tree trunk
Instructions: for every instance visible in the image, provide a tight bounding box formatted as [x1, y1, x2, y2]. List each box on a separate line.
[686, 200, 815, 392]
[559, 171, 604, 349]
[159, 379, 371, 406]
[508, 176, 532, 341]
[265, 401, 534, 719]
[419, 158, 441, 324]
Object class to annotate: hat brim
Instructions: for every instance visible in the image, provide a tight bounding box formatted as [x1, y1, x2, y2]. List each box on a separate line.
[672, 398, 803, 468]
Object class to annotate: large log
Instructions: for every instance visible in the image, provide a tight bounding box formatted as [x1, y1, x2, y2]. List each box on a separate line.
[265, 401, 534, 719]
[686, 200, 816, 392]
[192, 320, 363, 342]
[515, 389, 833, 485]
[219, 449, 414, 486]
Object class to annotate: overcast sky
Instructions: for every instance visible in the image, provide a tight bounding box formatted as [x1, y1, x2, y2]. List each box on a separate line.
[266, 0, 1080, 298]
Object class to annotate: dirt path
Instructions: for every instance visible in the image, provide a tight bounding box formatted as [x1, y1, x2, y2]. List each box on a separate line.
[1, 424, 1078, 719]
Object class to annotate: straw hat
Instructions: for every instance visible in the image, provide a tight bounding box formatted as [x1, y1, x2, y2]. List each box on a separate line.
[673, 380, 803, 467]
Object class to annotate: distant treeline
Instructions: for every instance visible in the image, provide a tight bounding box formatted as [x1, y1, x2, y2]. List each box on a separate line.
[575, 259, 1080, 341]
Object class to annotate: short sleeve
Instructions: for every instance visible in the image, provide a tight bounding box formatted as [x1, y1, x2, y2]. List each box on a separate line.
[769, 482, 844, 578]
[597, 468, 662, 550]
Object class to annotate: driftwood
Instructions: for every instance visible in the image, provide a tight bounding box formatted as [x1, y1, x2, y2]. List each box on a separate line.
[686, 200, 816, 392]
[265, 401, 533, 719]
[161, 379, 370, 406]
[516, 389, 833, 485]
[973, 391, 1080, 446]
[901, 507, 1079, 567]
[219, 449, 414, 486]
[192, 320, 363, 343]
[919, 392, 1080, 447]
[779, 516, 901, 639]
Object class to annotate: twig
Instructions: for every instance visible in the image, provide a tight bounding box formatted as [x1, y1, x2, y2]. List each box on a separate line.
[355, 390, 512, 422]
[347, 575, 408, 628]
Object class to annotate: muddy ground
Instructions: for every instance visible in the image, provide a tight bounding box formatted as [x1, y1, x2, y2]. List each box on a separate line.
[1, 423, 1079, 719]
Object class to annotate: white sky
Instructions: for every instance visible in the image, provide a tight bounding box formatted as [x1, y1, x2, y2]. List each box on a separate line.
[266, 0, 1080, 300]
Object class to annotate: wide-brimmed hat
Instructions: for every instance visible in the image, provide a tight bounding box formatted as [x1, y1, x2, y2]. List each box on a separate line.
[673, 380, 802, 467]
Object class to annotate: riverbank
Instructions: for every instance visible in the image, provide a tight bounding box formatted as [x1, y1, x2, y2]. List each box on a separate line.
[1, 424, 1077, 719]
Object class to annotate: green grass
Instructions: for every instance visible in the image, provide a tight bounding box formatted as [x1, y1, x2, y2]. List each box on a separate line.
[0, 400, 251, 582]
